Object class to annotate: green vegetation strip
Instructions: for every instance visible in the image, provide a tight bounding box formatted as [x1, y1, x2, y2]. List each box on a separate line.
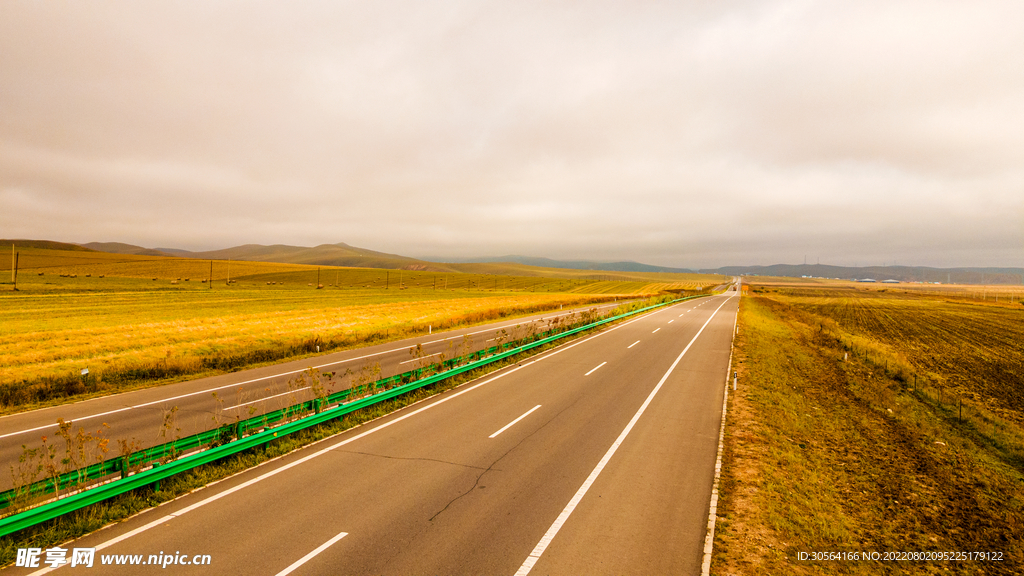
[0, 295, 698, 537]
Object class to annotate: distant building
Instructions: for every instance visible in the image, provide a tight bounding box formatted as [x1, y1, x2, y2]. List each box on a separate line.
[881, 279, 900, 284]
[855, 278, 877, 283]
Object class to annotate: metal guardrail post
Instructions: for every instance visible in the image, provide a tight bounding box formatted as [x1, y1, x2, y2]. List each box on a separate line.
[151, 462, 161, 492]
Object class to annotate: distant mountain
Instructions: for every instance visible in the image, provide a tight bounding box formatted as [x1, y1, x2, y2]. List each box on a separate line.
[79, 242, 173, 257]
[2, 239, 96, 252]
[77, 239, 1022, 285]
[704, 264, 1024, 285]
[425, 255, 694, 274]
[156, 242, 458, 272]
[152, 247, 194, 257]
[80, 241, 701, 276]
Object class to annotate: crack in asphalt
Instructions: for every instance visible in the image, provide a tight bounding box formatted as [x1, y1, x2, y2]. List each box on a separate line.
[335, 449, 489, 471]
[427, 398, 582, 522]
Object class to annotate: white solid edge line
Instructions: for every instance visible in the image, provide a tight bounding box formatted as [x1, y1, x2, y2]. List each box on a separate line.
[584, 362, 607, 376]
[701, 294, 739, 576]
[489, 405, 542, 439]
[514, 294, 735, 576]
[1, 302, 630, 439]
[275, 531, 349, 576]
[24, 299, 683, 574]
[627, 341, 640, 349]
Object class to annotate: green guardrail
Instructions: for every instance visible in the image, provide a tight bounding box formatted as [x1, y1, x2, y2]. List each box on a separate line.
[0, 295, 701, 537]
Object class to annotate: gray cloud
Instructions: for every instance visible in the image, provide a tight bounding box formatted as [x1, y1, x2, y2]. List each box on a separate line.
[1, 0, 1022, 268]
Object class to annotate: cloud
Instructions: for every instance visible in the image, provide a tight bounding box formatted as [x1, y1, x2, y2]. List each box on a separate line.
[1, 0, 1021, 267]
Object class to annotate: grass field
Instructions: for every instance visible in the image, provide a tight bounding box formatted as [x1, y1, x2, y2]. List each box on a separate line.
[747, 276, 1024, 305]
[1, 246, 721, 292]
[0, 286, 619, 413]
[713, 283, 1024, 575]
[0, 246, 722, 413]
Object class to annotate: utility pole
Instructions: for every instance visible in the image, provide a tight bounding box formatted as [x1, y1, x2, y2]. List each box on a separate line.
[209, 260, 213, 289]
[226, 259, 231, 285]
[12, 251, 18, 291]
[10, 244, 14, 284]
[386, 271, 389, 290]
[317, 267, 321, 288]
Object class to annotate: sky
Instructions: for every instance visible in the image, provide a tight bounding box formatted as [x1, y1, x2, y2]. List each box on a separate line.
[2, 1, 1022, 269]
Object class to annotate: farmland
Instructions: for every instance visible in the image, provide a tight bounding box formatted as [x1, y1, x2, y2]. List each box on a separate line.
[713, 282, 1024, 575]
[0, 246, 722, 413]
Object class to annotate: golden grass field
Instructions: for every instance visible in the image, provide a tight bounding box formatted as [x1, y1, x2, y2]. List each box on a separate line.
[713, 281, 1023, 575]
[0, 246, 724, 412]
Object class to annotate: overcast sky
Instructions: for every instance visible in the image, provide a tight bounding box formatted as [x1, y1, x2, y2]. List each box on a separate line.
[2, 1, 1022, 268]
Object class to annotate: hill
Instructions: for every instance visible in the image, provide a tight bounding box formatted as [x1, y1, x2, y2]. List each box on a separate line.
[705, 263, 1024, 285]
[425, 255, 694, 274]
[79, 242, 173, 257]
[80, 241, 454, 272]
[2, 239, 95, 252]
[180, 242, 457, 272]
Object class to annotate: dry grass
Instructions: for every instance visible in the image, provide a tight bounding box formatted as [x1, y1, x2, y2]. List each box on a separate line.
[713, 285, 1024, 575]
[0, 288, 618, 412]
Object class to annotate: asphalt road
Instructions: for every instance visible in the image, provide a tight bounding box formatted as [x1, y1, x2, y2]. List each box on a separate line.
[11, 287, 739, 575]
[0, 300, 633, 490]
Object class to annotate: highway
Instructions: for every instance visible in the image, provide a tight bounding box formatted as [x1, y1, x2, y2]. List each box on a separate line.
[13, 287, 739, 575]
[0, 300, 631, 490]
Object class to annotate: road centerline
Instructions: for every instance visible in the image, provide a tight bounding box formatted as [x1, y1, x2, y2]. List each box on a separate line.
[627, 340, 640, 349]
[584, 362, 607, 376]
[275, 531, 348, 576]
[652, 328, 661, 334]
[489, 405, 542, 439]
